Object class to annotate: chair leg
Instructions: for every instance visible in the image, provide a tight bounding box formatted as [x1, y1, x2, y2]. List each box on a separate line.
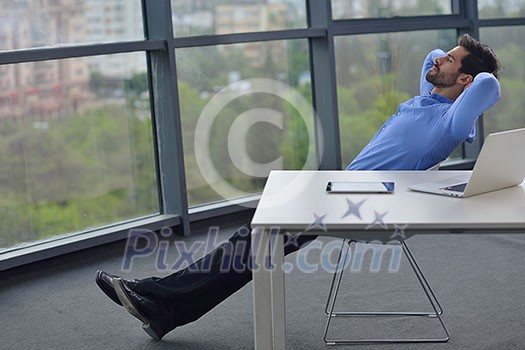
[323, 240, 450, 345]
[324, 239, 350, 315]
[402, 241, 444, 316]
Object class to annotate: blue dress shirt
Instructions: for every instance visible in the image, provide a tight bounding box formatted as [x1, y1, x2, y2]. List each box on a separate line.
[346, 49, 501, 171]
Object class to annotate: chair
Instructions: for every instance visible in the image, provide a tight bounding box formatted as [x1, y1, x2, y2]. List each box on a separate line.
[426, 162, 442, 172]
[323, 162, 449, 345]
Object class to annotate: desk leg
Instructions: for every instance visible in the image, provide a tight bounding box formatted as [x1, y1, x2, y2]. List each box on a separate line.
[271, 231, 285, 349]
[252, 228, 286, 350]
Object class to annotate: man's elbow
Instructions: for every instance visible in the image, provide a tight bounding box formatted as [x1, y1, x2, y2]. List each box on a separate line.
[474, 72, 501, 102]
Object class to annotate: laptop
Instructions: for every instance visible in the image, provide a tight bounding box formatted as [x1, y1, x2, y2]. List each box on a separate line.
[408, 128, 525, 198]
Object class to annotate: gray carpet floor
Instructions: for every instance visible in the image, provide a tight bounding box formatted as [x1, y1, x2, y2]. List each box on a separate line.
[1, 218, 524, 350]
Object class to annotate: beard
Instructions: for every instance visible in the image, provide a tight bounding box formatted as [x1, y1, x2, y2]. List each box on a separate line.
[426, 67, 460, 88]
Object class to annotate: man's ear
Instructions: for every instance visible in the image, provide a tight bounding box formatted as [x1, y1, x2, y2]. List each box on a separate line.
[457, 73, 473, 86]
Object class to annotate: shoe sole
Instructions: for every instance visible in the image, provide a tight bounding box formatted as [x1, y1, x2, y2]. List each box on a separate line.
[112, 278, 165, 341]
[95, 271, 122, 306]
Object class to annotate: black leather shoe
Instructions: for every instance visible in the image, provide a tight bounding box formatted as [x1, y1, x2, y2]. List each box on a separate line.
[95, 270, 122, 306]
[112, 278, 174, 341]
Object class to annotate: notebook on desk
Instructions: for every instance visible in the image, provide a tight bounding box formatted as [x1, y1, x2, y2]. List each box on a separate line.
[408, 128, 525, 198]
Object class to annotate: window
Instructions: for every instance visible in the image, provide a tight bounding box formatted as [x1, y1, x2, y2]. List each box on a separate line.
[1, 1, 524, 266]
[176, 39, 315, 206]
[335, 30, 457, 167]
[0, 0, 143, 51]
[170, 0, 307, 37]
[331, 0, 452, 20]
[480, 26, 525, 136]
[478, 0, 525, 19]
[0, 53, 158, 251]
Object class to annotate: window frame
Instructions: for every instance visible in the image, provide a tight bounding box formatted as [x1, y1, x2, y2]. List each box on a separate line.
[1, 0, 524, 270]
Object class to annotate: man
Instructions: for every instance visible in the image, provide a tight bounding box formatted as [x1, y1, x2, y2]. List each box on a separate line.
[346, 34, 500, 171]
[96, 34, 501, 341]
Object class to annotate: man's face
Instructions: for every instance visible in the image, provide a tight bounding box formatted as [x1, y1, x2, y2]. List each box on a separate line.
[426, 45, 469, 88]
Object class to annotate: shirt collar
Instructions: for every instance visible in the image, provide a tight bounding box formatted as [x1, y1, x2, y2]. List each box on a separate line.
[428, 93, 454, 104]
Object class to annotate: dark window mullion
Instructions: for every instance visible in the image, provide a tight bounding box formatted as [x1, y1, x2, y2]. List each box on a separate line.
[143, 0, 190, 235]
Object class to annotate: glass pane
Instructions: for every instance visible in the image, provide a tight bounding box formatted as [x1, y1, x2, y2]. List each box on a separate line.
[0, 53, 158, 252]
[331, 0, 452, 19]
[0, 0, 143, 51]
[480, 27, 525, 136]
[176, 39, 316, 206]
[478, 0, 525, 19]
[335, 30, 457, 168]
[170, 0, 307, 37]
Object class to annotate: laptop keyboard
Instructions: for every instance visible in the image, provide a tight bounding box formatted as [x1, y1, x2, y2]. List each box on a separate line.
[442, 183, 467, 192]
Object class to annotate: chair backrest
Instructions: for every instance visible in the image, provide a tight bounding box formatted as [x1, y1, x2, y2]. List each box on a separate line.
[425, 162, 441, 171]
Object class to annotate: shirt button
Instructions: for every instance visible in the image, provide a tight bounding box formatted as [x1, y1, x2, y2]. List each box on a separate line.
[396, 112, 400, 116]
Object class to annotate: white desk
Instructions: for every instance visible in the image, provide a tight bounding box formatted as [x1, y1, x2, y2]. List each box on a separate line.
[250, 170, 525, 349]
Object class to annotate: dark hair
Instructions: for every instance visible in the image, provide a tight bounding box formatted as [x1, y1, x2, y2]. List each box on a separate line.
[457, 34, 501, 79]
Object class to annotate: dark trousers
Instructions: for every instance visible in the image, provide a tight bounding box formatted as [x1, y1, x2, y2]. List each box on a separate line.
[133, 223, 315, 327]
